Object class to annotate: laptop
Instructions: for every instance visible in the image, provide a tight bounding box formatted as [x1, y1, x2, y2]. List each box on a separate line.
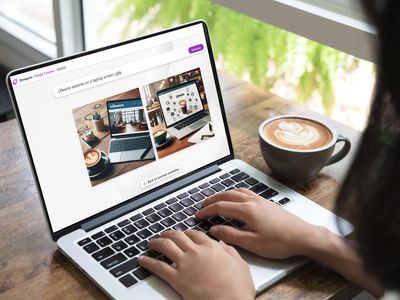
[106, 99, 155, 163]
[7, 21, 352, 299]
[157, 80, 211, 139]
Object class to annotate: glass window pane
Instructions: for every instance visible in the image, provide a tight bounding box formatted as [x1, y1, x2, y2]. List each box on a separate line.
[0, 0, 55, 43]
[83, 0, 375, 131]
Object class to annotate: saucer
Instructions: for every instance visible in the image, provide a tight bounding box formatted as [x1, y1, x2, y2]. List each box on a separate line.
[155, 134, 174, 149]
[88, 151, 110, 179]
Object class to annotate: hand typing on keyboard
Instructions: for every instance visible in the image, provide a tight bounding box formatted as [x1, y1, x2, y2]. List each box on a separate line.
[195, 188, 320, 259]
[138, 230, 255, 300]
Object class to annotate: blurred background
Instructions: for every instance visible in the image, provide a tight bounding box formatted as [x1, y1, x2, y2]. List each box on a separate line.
[0, 0, 375, 130]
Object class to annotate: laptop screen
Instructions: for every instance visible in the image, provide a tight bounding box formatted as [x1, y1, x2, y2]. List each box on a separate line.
[107, 99, 149, 138]
[8, 21, 232, 234]
[157, 81, 204, 128]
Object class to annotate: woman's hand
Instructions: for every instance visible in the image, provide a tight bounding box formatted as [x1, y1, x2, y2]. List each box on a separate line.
[138, 230, 255, 300]
[195, 188, 320, 259]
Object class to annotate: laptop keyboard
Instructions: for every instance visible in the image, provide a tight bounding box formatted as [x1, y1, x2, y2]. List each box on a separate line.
[110, 136, 152, 153]
[77, 168, 292, 288]
[174, 113, 206, 130]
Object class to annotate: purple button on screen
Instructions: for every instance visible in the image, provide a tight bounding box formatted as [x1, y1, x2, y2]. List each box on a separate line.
[188, 44, 204, 54]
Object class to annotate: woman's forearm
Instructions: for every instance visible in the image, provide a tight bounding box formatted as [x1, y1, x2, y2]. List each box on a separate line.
[303, 226, 384, 298]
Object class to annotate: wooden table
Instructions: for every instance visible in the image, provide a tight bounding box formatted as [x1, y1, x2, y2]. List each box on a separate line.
[0, 71, 362, 299]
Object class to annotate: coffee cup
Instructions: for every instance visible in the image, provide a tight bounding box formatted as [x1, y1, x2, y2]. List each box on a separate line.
[154, 128, 167, 145]
[84, 148, 103, 173]
[259, 115, 351, 184]
[83, 129, 95, 142]
[179, 99, 187, 114]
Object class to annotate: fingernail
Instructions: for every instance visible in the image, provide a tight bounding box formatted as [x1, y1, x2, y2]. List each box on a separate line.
[138, 255, 144, 263]
[210, 226, 218, 235]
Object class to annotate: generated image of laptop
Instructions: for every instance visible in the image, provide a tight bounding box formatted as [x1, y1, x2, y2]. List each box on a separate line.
[106, 99, 155, 163]
[157, 80, 211, 139]
[7, 21, 352, 300]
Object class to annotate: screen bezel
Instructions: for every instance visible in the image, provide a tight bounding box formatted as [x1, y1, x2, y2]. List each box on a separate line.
[157, 80, 205, 128]
[6, 20, 234, 241]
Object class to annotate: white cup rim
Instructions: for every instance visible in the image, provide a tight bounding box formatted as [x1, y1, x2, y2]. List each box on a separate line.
[259, 115, 338, 153]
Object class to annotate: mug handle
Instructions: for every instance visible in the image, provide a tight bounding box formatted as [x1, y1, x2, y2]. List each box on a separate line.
[326, 134, 351, 166]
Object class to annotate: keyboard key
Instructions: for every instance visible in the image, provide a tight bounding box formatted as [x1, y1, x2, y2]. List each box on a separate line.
[177, 192, 189, 199]
[184, 217, 199, 227]
[229, 168, 241, 175]
[194, 202, 203, 210]
[105, 225, 118, 233]
[198, 221, 213, 232]
[173, 223, 189, 231]
[110, 258, 139, 277]
[180, 198, 194, 207]
[183, 206, 197, 216]
[226, 187, 234, 191]
[209, 178, 220, 184]
[137, 240, 149, 251]
[221, 178, 235, 187]
[158, 208, 173, 218]
[231, 172, 250, 182]
[166, 197, 178, 204]
[119, 274, 138, 287]
[211, 183, 225, 192]
[172, 212, 186, 222]
[112, 240, 128, 251]
[122, 224, 137, 235]
[278, 197, 291, 205]
[130, 214, 143, 222]
[143, 208, 155, 216]
[219, 173, 230, 179]
[100, 253, 127, 269]
[235, 181, 249, 189]
[91, 231, 105, 240]
[231, 219, 245, 228]
[110, 230, 125, 241]
[188, 187, 200, 194]
[149, 234, 160, 241]
[133, 267, 151, 280]
[159, 255, 173, 265]
[142, 250, 160, 258]
[149, 223, 164, 233]
[124, 246, 140, 258]
[97, 236, 113, 247]
[210, 216, 225, 225]
[124, 234, 140, 245]
[92, 247, 115, 261]
[249, 183, 269, 194]
[259, 189, 279, 199]
[201, 188, 215, 197]
[199, 182, 210, 189]
[137, 229, 152, 239]
[190, 193, 205, 202]
[83, 242, 100, 254]
[245, 177, 259, 186]
[78, 237, 91, 246]
[117, 219, 130, 227]
[161, 217, 176, 227]
[134, 219, 150, 229]
[154, 202, 166, 210]
[169, 203, 184, 212]
[146, 213, 161, 223]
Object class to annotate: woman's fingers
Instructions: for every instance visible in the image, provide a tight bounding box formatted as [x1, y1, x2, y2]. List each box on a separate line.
[210, 225, 255, 249]
[196, 201, 249, 222]
[202, 190, 251, 208]
[138, 255, 177, 284]
[234, 188, 258, 197]
[148, 237, 184, 262]
[185, 229, 211, 244]
[160, 230, 196, 252]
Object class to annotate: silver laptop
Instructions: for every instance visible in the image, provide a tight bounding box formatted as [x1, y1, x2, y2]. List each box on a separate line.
[106, 99, 155, 163]
[157, 80, 211, 140]
[7, 21, 352, 300]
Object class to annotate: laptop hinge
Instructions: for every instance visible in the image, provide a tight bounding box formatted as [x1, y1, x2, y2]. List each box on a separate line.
[81, 164, 221, 232]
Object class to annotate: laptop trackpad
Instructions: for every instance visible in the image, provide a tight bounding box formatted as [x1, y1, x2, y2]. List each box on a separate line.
[121, 148, 154, 161]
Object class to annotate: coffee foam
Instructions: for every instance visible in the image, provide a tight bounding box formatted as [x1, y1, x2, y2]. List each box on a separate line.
[264, 117, 332, 150]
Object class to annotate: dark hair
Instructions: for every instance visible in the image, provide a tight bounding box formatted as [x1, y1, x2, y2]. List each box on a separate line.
[336, 0, 400, 289]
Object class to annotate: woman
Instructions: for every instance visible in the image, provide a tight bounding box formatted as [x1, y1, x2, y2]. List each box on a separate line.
[138, 0, 400, 298]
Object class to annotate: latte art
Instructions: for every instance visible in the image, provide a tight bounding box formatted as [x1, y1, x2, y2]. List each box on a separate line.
[274, 121, 320, 147]
[263, 117, 333, 150]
